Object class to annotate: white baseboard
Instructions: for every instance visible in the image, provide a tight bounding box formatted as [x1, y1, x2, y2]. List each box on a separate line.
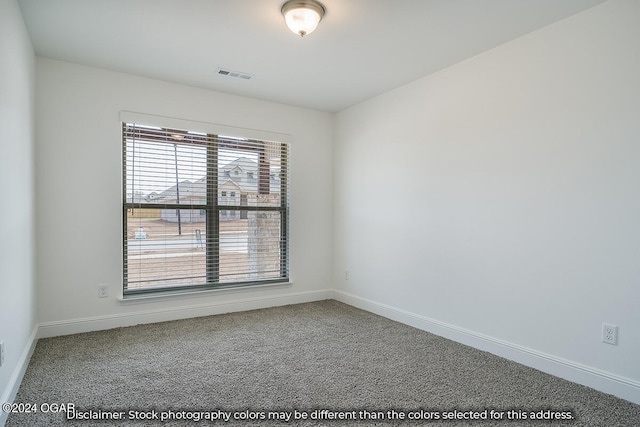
[38, 289, 333, 338]
[0, 326, 38, 427]
[333, 290, 640, 405]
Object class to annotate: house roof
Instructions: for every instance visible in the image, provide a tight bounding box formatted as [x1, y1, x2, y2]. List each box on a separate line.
[153, 157, 280, 201]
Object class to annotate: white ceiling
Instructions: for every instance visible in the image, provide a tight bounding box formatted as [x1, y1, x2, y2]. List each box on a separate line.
[18, 0, 606, 112]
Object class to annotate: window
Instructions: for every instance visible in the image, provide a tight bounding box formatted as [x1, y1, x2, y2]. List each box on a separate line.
[123, 120, 289, 296]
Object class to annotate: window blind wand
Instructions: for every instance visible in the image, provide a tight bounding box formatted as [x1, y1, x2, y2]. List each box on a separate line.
[174, 143, 182, 235]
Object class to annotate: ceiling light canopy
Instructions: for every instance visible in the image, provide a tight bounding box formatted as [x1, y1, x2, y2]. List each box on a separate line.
[281, 0, 326, 37]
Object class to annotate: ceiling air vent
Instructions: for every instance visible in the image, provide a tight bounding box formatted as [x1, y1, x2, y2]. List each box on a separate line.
[216, 68, 253, 80]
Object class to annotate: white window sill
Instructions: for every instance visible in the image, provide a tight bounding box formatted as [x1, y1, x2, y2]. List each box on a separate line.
[118, 281, 293, 305]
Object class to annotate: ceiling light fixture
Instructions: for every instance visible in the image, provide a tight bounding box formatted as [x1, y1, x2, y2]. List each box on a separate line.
[281, 0, 326, 37]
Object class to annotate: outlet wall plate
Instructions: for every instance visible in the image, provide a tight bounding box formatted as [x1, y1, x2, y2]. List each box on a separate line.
[0, 340, 5, 367]
[602, 323, 618, 345]
[98, 284, 109, 298]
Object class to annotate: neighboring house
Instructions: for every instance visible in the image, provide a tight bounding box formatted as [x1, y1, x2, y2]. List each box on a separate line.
[152, 157, 281, 222]
[126, 192, 161, 219]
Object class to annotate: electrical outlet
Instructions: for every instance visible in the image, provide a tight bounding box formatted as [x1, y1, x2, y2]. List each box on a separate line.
[602, 323, 618, 345]
[0, 341, 5, 367]
[98, 284, 109, 298]
[344, 270, 349, 281]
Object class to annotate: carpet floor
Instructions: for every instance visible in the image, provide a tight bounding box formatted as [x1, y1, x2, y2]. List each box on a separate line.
[6, 300, 640, 426]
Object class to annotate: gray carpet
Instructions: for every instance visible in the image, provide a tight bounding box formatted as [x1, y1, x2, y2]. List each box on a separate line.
[6, 300, 640, 426]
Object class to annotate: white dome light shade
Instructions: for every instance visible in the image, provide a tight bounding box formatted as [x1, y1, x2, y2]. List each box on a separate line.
[284, 8, 320, 36]
[281, 0, 326, 37]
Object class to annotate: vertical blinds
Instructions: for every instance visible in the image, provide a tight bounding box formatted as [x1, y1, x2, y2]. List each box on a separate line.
[122, 122, 289, 296]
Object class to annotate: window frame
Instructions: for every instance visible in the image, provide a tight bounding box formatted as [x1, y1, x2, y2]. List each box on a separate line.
[121, 117, 290, 298]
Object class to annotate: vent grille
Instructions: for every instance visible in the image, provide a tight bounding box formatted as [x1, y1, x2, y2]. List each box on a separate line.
[216, 68, 253, 80]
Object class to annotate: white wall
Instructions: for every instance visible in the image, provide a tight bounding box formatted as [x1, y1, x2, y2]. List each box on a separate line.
[334, 0, 640, 403]
[0, 0, 37, 420]
[35, 58, 334, 335]
[8, 0, 639, 411]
